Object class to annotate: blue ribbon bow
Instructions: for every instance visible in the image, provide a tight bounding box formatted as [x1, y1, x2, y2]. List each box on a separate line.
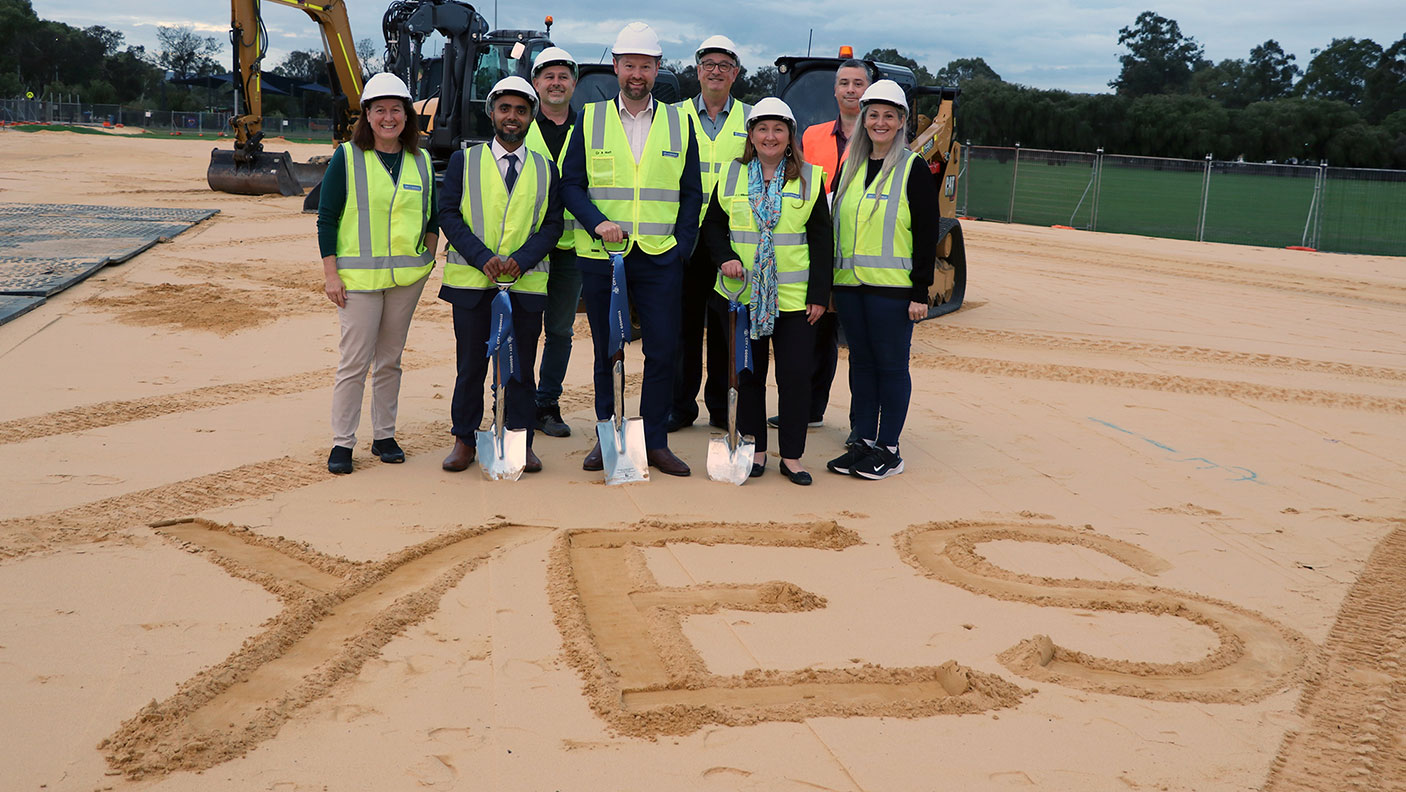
[607, 253, 631, 356]
[485, 288, 520, 381]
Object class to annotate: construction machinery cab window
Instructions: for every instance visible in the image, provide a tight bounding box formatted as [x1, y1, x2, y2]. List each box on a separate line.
[471, 40, 548, 101]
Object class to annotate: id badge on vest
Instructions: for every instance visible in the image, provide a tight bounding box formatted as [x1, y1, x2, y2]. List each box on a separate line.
[729, 197, 751, 228]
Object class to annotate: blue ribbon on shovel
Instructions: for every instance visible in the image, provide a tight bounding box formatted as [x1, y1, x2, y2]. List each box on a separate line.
[485, 287, 520, 382]
[730, 298, 752, 375]
[607, 253, 631, 356]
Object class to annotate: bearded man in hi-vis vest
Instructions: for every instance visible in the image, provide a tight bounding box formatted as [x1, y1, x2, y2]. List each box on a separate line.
[560, 21, 703, 477]
[438, 77, 564, 474]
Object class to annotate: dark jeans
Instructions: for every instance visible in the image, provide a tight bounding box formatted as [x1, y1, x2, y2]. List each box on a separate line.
[450, 295, 543, 446]
[671, 243, 720, 424]
[579, 249, 683, 450]
[715, 300, 816, 459]
[833, 288, 913, 447]
[535, 246, 581, 408]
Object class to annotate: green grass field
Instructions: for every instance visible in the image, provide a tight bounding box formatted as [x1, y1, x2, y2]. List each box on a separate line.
[962, 153, 1406, 257]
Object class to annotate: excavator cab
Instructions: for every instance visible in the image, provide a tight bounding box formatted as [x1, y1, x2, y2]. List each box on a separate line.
[775, 54, 967, 319]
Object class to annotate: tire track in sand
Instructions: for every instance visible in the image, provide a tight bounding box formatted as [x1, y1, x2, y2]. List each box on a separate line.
[1264, 524, 1406, 792]
[911, 353, 1406, 413]
[102, 519, 548, 777]
[0, 421, 450, 560]
[0, 358, 443, 445]
[918, 326, 1406, 382]
[978, 234, 1406, 308]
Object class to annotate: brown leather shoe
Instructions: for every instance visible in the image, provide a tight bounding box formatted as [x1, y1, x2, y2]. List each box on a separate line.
[582, 440, 603, 471]
[442, 438, 474, 472]
[646, 447, 691, 477]
[524, 447, 542, 473]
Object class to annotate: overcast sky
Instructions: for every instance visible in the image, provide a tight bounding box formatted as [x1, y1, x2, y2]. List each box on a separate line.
[29, 0, 1405, 93]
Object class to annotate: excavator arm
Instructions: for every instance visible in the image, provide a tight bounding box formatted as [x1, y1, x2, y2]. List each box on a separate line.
[211, 0, 364, 197]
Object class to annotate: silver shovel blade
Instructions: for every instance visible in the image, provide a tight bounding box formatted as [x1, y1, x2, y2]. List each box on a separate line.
[476, 425, 526, 481]
[596, 418, 649, 485]
[706, 432, 754, 485]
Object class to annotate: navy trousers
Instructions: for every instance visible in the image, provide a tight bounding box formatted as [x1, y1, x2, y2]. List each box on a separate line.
[450, 292, 543, 446]
[833, 288, 913, 447]
[579, 248, 683, 450]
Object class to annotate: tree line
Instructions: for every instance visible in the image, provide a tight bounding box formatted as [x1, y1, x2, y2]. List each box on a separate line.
[0, 0, 376, 118]
[869, 12, 1405, 168]
[3, 1, 1402, 166]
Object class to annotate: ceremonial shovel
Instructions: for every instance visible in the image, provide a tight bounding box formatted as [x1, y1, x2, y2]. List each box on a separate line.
[595, 253, 649, 484]
[706, 276, 755, 485]
[476, 283, 527, 480]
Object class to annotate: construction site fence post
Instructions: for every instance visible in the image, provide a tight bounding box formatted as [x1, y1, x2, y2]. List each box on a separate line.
[1007, 144, 1020, 224]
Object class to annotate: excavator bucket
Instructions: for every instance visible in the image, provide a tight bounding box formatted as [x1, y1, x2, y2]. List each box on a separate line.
[207, 148, 305, 197]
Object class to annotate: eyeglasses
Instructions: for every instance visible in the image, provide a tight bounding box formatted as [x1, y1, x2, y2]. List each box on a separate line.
[698, 61, 736, 74]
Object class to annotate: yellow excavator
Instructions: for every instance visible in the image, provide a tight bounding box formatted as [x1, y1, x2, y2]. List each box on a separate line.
[207, 0, 364, 201]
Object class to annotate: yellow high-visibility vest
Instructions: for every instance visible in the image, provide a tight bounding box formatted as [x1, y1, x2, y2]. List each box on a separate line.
[334, 141, 434, 291]
[524, 119, 578, 250]
[443, 144, 551, 295]
[833, 150, 919, 288]
[714, 160, 822, 312]
[676, 97, 751, 224]
[573, 100, 689, 259]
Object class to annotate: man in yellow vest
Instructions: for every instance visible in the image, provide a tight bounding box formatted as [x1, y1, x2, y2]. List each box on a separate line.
[560, 21, 703, 476]
[667, 35, 752, 435]
[439, 76, 564, 473]
[523, 46, 581, 440]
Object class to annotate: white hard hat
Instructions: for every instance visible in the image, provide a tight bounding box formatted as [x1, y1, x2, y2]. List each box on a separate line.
[860, 80, 907, 112]
[612, 22, 663, 58]
[695, 35, 740, 66]
[532, 46, 576, 77]
[485, 75, 538, 116]
[361, 72, 412, 104]
[746, 97, 795, 129]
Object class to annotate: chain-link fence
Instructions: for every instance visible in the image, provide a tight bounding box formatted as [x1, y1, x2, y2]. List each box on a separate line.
[0, 99, 335, 140]
[959, 144, 1406, 257]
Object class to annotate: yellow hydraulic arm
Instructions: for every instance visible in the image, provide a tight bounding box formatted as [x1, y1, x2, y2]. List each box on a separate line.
[227, 0, 364, 158]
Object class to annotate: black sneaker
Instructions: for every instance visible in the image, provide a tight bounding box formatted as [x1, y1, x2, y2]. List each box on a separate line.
[825, 442, 872, 475]
[370, 437, 405, 463]
[328, 445, 353, 474]
[536, 405, 571, 438]
[851, 445, 904, 480]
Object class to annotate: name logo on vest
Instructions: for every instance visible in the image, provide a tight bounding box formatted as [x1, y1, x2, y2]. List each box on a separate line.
[662, 150, 679, 158]
[403, 184, 423, 192]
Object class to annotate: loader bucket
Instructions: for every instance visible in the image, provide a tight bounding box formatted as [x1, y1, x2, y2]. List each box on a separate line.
[207, 148, 304, 196]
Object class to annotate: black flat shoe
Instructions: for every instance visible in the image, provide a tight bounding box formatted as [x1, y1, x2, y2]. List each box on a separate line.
[750, 461, 766, 478]
[327, 445, 353, 474]
[370, 437, 405, 463]
[779, 460, 812, 486]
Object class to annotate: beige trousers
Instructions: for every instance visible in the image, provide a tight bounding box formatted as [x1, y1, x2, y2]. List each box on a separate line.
[331, 278, 426, 448]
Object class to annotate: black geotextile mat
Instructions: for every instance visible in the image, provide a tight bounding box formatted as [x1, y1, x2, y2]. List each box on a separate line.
[0, 295, 44, 326]
[0, 257, 109, 296]
[0, 203, 218, 265]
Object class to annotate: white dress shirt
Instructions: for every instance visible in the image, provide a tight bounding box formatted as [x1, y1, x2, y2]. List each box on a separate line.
[616, 96, 655, 163]
[490, 138, 526, 187]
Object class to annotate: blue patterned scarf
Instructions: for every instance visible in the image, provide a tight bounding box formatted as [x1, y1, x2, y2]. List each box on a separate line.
[746, 156, 786, 339]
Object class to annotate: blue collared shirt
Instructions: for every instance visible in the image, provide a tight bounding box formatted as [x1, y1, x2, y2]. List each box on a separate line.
[694, 95, 734, 140]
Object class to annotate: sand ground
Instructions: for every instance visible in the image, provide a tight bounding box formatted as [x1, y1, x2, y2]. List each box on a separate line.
[1, 129, 1403, 792]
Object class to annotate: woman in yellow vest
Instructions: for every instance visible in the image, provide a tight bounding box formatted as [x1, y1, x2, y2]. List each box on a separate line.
[825, 80, 938, 481]
[317, 73, 437, 475]
[701, 98, 832, 485]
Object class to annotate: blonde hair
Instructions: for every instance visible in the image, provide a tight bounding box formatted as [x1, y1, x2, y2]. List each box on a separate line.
[833, 102, 909, 216]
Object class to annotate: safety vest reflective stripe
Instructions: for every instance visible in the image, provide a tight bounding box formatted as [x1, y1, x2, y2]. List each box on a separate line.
[524, 120, 576, 250]
[335, 142, 434, 291]
[574, 100, 688, 259]
[715, 159, 820, 310]
[834, 151, 917, 287]
[443, 143, 551, 294]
